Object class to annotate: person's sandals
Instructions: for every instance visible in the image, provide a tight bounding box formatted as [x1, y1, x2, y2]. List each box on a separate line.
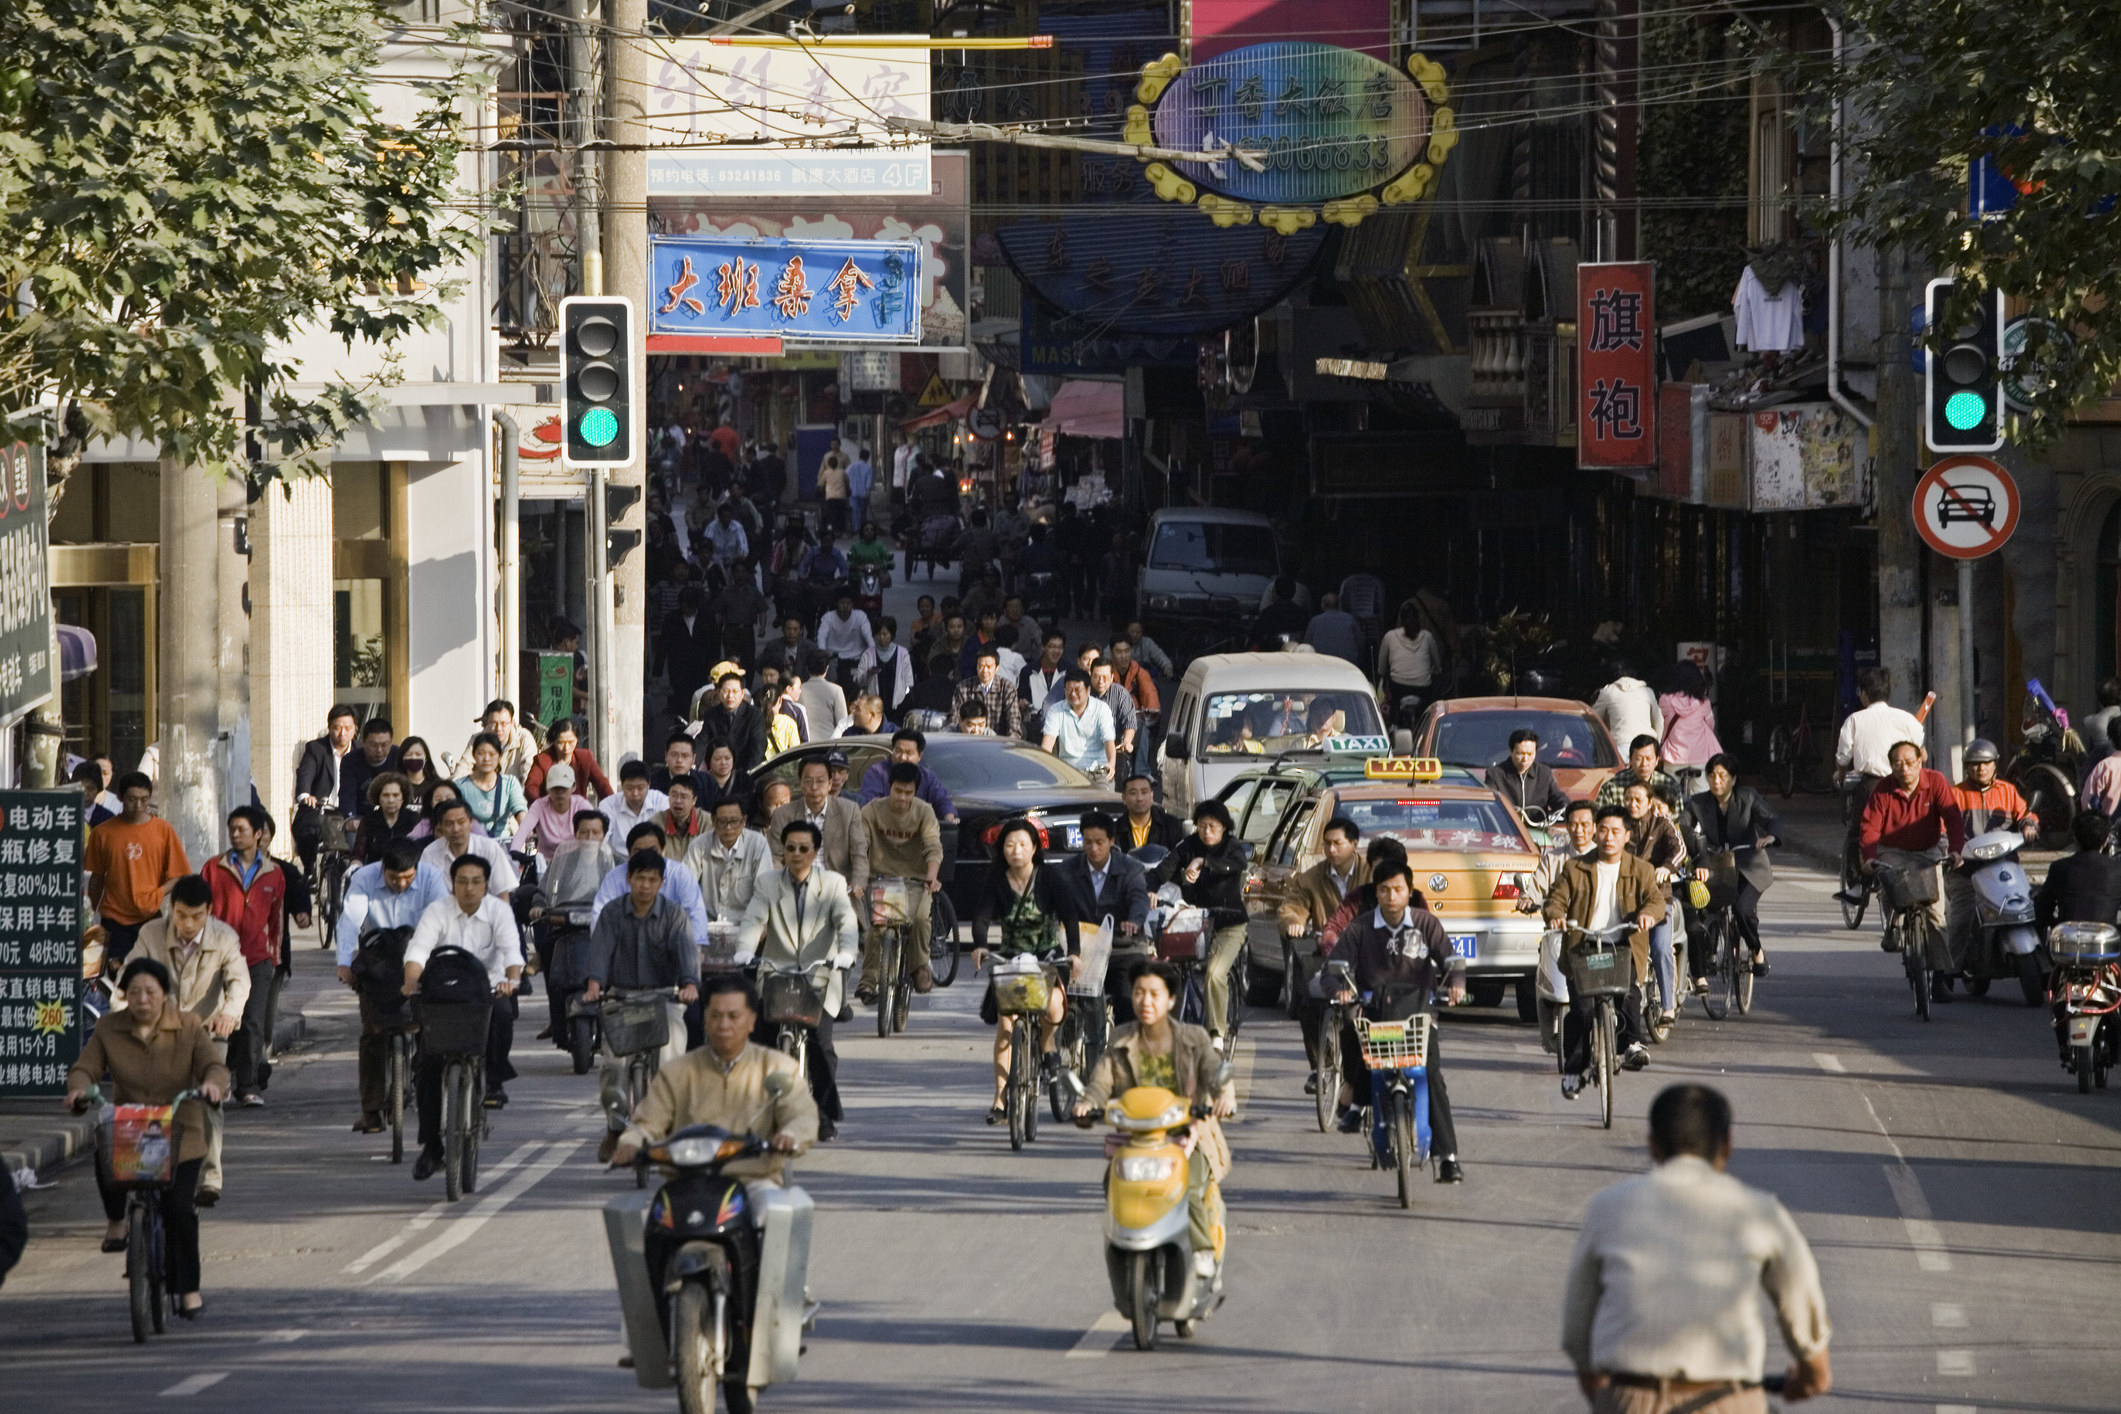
[985, 1105, 1006, 1125]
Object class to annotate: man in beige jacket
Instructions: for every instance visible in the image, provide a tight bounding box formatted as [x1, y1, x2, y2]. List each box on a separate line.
[132, 874, 248, 1201]
[855, 762, 942, 999]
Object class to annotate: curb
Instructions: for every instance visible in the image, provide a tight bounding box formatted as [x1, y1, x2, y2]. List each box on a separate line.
[3, 1010, 311, 1182]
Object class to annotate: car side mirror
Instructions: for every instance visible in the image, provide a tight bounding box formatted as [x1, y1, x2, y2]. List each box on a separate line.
[1166, 735, 1189, 762]
[1391, 728, 1414, 755]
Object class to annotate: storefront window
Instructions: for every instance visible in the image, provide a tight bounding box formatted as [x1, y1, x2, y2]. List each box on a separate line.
[334, 578, 389, 723]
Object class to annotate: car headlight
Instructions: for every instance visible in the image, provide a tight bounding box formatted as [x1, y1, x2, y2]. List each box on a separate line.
[1147, 594, 1176, 611]
[1117, 1154, 1179, 1182]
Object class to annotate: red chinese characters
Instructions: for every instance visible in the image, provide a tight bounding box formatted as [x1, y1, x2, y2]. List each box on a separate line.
[1578, 261, 1656, 469]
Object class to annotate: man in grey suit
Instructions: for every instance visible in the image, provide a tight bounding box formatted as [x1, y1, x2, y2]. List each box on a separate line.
[767, 757, 871, 908]
[737, 820, 859, 1139]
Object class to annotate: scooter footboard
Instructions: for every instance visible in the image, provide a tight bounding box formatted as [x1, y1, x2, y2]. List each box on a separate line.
[603, 1191, 673, 1390]
[748, 1183, 815, 1391]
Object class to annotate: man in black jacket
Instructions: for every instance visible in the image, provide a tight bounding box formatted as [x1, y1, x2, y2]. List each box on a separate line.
[1120, 774, 1186, 856]
[2036, 809, 2121, 930]
[579, 850, 700, 1162]
[694, 673, 769, 775]
[655, 584, 722, 721]
[1150, 799, 1249, 1040]
[293, 705, 361, 873]
[1054, 812, 1152, 1050]
[1325, 859, 1466, 1182]
[1486, 729, 1569, 816]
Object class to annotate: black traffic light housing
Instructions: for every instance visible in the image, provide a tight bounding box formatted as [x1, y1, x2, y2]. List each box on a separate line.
[560, 295, 636, 467]
[604, 482, 642, 571]
[1924, 278, 2006, 453]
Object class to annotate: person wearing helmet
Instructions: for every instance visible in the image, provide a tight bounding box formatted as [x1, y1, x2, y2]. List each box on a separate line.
[1941, 740, 2042, 996]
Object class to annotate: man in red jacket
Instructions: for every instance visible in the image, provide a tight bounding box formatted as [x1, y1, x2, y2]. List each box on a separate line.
[207, 805, 290, 1109]
[1858, 741, 1965, 998]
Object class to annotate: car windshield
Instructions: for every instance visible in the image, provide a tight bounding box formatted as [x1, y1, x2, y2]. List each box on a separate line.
[1341, 796, 1531, 853]
[1431, 710, 1617, 769]
[1148, 521, 1279, 577]
[928, 742, 1095, 791]
[1199, 690, 1385, 754]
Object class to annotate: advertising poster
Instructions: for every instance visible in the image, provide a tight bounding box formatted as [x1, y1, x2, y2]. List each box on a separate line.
[1578, 261, 1657, 470]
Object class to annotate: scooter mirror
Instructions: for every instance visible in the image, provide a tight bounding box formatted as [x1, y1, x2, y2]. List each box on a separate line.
[1214, 1059, 1235, 1090]
[763, 1072, 794, 1099]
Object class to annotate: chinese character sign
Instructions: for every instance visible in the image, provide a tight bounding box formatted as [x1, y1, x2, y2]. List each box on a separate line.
[1578, 262, 1657, 470]
[0, 790, 87, 1096]
[649, 237, 922, 345]
[0, 441, 53, 722]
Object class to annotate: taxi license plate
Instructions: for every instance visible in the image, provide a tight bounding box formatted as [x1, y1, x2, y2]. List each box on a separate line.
[1064, 824, 1083, 850]
[1449, 934, 1477, 960]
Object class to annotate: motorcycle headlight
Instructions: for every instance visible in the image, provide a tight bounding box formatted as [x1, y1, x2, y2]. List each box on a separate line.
[658, 1137, 725, 1167]
[1117, 1154, 1179, 1182]
[1963, 840, 2009, 862]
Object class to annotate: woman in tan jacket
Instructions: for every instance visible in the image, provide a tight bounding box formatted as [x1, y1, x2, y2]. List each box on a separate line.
[66, 957, 230, 1318]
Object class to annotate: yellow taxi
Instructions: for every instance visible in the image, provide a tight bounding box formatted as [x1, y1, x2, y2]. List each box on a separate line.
[1244, 757, 1547, 1020]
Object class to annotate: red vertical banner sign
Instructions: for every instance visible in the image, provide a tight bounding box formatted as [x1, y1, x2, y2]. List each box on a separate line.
[1578, 261, 1657, 470]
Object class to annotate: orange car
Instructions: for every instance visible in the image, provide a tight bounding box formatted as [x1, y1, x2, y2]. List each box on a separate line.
[1413, 696, 1621, 801]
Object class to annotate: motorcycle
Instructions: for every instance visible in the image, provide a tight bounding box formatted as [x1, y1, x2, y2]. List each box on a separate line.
[851, 563, 887, 629]
[536, 909, 600, 1073]
[2007, 679, 2081, 847]
[2049, 923, 2121, 1092]
[605, 1071, 817, 1414]
[1087, 1070, 1232, 1351]
[1957, 830, 2049, 1005]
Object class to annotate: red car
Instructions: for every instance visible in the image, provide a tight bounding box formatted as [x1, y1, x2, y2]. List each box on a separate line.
[1414, 696, 1621, 801]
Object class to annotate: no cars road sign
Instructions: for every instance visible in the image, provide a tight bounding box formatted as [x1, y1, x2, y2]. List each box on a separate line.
[1914, 454, 2018, 559]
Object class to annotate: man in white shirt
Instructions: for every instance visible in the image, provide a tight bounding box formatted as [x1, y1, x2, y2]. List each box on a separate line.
[1834, 667, 1926, 781]
[816, 591, 876, 692]
[1592, 664, 1663, 757]
[1563, 1084, 1832, 1410]
[1020, 630, 1069, 738]
[402, 854, 525, 1176]
[600, 760, 670, 841]
[702, 501, 749, 571]
[696, 799, 773, 925]
[1041, 670, 1118, 778]
[420, 799, 520, 898]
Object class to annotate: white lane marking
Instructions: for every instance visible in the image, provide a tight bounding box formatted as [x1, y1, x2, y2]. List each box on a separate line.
[258, 1329, 307, 1344]
[1936, 1350, 1975, 1377]
[1932, 1302, 1967, 1328]
[342, 1141, 544, 1274]
[1812, 1052, 1846, 1073]
[1884, 1164, 1953, 1273]
[368, 1141, 580, 1283]
[159, 1374, 228, 1397]
[1230, 1035, 1254, 1118]
[1937, 1406, 1978, 1414]
[1064, 1310, 1127, 1359]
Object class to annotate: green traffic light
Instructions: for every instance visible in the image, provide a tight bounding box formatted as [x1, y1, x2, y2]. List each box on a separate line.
[1944, 390, 1988, 431]
[578, 406, 619, 447]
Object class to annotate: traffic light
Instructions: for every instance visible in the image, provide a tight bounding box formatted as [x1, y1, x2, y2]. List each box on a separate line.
[1924, 278, 2006, 453]
[560, 295, 636, 467]
[603, 482, 641, 571]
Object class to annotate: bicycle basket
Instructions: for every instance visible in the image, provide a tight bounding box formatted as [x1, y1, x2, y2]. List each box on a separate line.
[700, 921, 744, 973]
[870, 876, 918, 927]
[106, 1105, 177, 1186]
[1154, 906, 1208, 961]
[319, 811, 352, 853]
[991, 954, 1051, 1014]
[760, 972, 825, 1028]
[415, 997, 492, 1057]
[1878, 863, 1941, 911]
[1564, 942, 1632, 998]
[1701, 850, 1743, 910]
[1355, 1014, 1430, 1071]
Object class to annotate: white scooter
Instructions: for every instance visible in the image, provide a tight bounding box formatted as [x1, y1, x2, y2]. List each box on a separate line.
[1959, 829, 2048, 1006]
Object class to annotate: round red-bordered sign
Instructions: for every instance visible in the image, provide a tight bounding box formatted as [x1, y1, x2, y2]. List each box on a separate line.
[1914, 455, 2018, 560]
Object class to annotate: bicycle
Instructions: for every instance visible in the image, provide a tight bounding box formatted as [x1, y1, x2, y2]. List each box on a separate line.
[385, 1025, 417, 1164]
[990, 952, 1058, 1151]
[869, 877, 923, 1039]
[82, 1084, 211, 1342]
[1873, 854, 1945, 1022]
[598, 988, 679, 1187]
[1354, 1010, 1432, 1210]
[313, 809, 353, 954]
[1050, 923, 1115, 1124]
[1310, 965, 1355, 1134]
[1560, 923, 1633, 1130]
[417, 993, 492, 1201]
[1838, 773, 1878, 931]
[1155, 908, 1246, 1044]
[1691, 845, 1765, 1021]
[758, 960, 831, 1083]
[1765, 697, 1837, 798]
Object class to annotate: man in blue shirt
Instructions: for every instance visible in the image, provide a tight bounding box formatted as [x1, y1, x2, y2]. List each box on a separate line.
[591, 821, 710, 942]
[855, 728, 958, 822]
[334, 841, 448, 1134]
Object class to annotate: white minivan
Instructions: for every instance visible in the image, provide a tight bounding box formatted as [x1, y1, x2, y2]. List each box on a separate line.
[1155, 652, 1391, 815]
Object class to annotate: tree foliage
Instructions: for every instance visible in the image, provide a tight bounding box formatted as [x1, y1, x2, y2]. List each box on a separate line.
[0, 0, 496, 489]
[1779, 4, 2121, 446]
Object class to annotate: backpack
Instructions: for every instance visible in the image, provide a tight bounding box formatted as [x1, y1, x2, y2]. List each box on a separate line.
[417, 945, 494, 1006]
[351, 926, 415, 1004]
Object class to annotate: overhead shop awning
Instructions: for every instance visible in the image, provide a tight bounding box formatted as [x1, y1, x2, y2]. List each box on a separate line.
[1042, 379, 1124, 439]
[900, 393, 977, 432]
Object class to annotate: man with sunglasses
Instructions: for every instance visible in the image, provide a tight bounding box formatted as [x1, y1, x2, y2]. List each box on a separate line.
[735, 821, 858, 1141]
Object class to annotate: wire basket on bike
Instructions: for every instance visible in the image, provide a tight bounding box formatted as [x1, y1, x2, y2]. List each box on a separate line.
[1699, 850, 1744, 911]
[1153, 905, 1208, 961]
[1354, 1014, 1430, 1072]
[1876, 860, 1941, 911]
[760, 971, 825, 1027]
[700, 921, 744, 973]
[1564, 940, 1632, 998]
[598, 994, 671, 1057]
[991, 953, 1052, 1014]
[415, 999, 492, 1057]
[870, 876, 918, 927]
[318, 810, 353, 854]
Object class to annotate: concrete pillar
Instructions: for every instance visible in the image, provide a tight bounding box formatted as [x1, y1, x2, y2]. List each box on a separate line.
[157, 459, 223, 866]
[249, 475, 334, 851]
[217, 479, 252, 813]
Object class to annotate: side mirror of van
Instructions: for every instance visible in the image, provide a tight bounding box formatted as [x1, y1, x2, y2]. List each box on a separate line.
[1391, 728, 1414, 755]
[1166, 735, 1189, 763]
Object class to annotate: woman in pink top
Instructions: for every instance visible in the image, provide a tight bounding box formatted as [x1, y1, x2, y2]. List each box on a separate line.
[1659, 661, 1724, 776]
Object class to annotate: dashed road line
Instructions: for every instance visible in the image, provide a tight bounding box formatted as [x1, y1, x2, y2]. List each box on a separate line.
[159, 1374, 228, 1397]
[1064, 1310, 1127, 1359]
[1937, 1350, 1976, 1377]
[368, 1140, 580, 1283]
[342, 1140, 544, 1275]
[257, 1329, 308, 1344]
[1932, 1302, 1967, 1328]
[1811, 1051, 1846, 1073]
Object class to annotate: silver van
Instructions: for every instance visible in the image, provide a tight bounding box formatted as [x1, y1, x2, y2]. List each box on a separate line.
[1155, 652, 1391, 814]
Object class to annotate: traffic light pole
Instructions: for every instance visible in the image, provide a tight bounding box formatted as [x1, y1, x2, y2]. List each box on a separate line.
[604, 0, 648, 767]
[1959, 557, 1977, 753]
[588, 465, 612, 764]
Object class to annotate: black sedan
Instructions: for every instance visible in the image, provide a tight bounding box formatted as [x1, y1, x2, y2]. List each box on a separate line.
[752, 734, 1123, 916]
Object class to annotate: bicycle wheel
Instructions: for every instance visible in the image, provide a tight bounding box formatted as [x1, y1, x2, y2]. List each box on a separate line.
[1908, 919, 1933, 1022]
[1839, 853, 1869, 931]
[777, 1026, 807, 1080]
[388, 1038, 408, 1164]
[1006, 1024, 1030, 1152]
[320, 858, 345, 953]
[1178, 971, 1205, 1028]
[1049, 1009, 1084, 1124]
[463, 1060, 483, 1194]
[148, 1205, 166, 1334]
[443, 1060, 466, 1201]
[1718, 920, 1742, 1018]
[1224, 953, 1248, 1044]
[1700, 916, 1729, 1022]
[1768, 724, 1795, 799]
[1734, 933, 1756, 1016]
[1594, 1002, 1615, 1130]
[892, 967, 911, 1035]
[875, 931, 899, 1039]
[1392, 1089, 1417, 1210]
[1314, 1020, 1339, 1134]
[929, 892, 960, 987]
[126, 1205, 152, 1343]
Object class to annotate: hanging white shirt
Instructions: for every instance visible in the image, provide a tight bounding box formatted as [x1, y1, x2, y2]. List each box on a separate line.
[1733, 267, 1804, 352]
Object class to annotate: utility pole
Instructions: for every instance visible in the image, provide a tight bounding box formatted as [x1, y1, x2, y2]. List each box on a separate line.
[1874, 247, 1924, 714]
[602, 0, 648, 766]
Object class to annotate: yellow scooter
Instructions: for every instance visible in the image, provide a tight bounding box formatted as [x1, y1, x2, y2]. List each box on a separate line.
[1100, 1085, 1226, 1351]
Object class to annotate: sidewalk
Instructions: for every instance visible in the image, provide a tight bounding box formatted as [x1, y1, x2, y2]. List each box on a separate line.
[3, 929, 340, 1186]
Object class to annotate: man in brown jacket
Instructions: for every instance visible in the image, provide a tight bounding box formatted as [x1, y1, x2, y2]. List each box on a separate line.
[132, 874, 249, 1202]
[1278, 814, 1369, 1079]
[1542, 805, 1665, 1098]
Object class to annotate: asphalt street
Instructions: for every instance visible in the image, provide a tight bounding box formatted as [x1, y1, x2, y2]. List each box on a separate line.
[5, 859, 2118, 1413]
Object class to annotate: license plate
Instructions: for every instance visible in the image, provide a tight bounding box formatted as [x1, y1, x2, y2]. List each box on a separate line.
[1064, 824, 1083, 850]
[1449, 934, 1477, 960]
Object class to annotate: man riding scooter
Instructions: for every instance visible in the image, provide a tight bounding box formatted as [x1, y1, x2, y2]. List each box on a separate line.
[1944, 739, 2042, 996]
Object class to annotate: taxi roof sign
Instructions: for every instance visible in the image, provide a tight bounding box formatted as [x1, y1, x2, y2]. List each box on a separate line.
[1363, 757, 1443, 781]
